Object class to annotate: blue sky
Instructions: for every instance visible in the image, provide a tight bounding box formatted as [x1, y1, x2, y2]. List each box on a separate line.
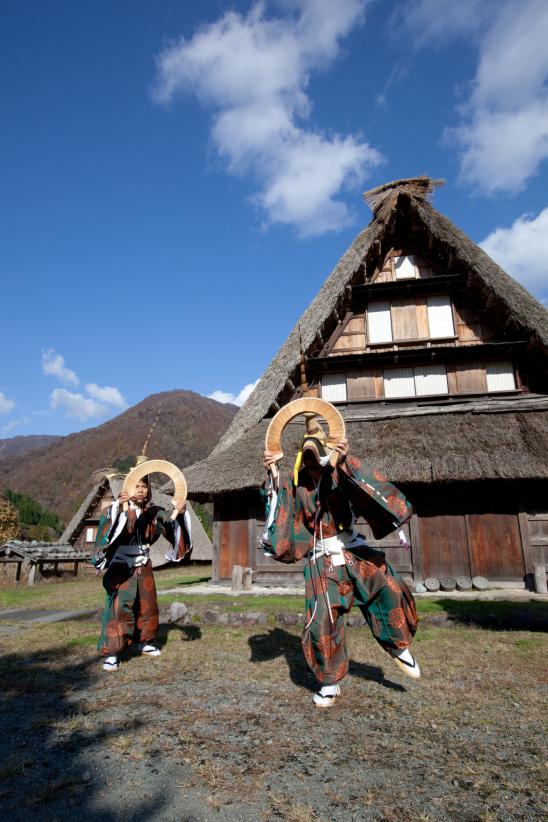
[1, 0, 547, 437]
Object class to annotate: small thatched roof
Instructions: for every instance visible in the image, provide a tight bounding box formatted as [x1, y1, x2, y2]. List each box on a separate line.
[211, 178, 548, 458]
[185, 398, 548, 499]
[0, 541, 90, 562]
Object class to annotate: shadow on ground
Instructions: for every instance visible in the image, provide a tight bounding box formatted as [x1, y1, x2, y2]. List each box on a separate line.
[431, 599, 548, 631]
[155, 623, 202, 650]
[248, 627, 405, 692]
[0, 645, 175, 821]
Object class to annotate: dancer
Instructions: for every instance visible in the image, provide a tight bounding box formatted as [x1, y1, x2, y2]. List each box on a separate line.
[93, 476, 191, 671]
[262, 422, 419, 707]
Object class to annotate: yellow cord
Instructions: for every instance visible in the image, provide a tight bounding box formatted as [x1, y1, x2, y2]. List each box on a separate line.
[293, 448, 303, 486]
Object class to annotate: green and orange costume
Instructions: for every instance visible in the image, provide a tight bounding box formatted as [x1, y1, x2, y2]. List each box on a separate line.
[93, 500, 191, 657]
[261, 452, 418, 685]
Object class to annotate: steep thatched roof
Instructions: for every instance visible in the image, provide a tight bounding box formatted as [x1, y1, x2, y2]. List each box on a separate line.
[212, 178, 548, 458]
[185, 398, 548, 499]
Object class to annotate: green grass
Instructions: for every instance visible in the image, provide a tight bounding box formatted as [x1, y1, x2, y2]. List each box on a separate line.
[0, 564, 212, 612]
[159, 591, 307, 614]
[1, 568, 546, 634]
[66, 634, 98, 648]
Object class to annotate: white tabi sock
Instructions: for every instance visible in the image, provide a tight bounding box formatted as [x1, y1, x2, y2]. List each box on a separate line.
[319, 684, 339, 696]
[394, 648, 414, 665]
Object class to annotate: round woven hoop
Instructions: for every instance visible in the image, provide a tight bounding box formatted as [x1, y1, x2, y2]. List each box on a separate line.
[265, 398, 346, 464]
[123, 459, 187, 508]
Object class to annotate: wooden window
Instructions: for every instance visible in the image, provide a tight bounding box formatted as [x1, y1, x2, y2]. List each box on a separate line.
[391, 298, 418, 340]
[454, 362, 487, 393]
[86, 527, 95, 543]
[367, 301, 392, 343]
[427, 295, 454, 338]
[394, 254, 416, 279]
[384, 367, 415, 398]
[414, 364, 449, 396]
[347, 369, 382, 400]
[486, 361, 515, 392]
[321, 373, 347, 402]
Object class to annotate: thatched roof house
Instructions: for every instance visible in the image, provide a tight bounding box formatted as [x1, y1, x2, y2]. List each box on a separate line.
[186, 177, 548, 589]
[61, 470, 212, 566]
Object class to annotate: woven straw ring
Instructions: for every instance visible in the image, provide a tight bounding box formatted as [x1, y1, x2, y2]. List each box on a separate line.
[265, 398, 346, 480]
[123, 459, 187, 520]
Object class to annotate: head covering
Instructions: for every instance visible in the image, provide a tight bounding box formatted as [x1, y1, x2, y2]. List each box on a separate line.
[294, 435, 328, 485]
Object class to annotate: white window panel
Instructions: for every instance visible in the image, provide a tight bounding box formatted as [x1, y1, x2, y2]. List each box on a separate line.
[394, 255, 416, 279]
[414, 364, 448, 396]
[368, 301, 392, 343]
[321, 373, 347, 402]
[486, 361, 515, 392]
[86, 527, 95, 543]
[384, 367, 415, 398]
[427, 295, 454, 338]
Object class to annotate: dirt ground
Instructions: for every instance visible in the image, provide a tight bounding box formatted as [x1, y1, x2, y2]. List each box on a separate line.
[0, 595, 547, 822]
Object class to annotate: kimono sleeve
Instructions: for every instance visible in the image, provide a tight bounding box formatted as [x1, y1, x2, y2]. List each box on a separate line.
[157, 508, 193, 563]
[339, 454, 413, 540]
[260, 471, 312, 564]
[91, 504, 117, 569]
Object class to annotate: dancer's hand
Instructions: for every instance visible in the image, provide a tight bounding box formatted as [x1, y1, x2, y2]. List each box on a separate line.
[118, 490, 130, 504]
[263, 449, 278, 472]
[334, 439, 349, 464]
[173, 500, 186, 514]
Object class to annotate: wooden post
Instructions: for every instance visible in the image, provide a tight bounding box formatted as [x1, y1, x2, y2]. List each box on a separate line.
[232, 565, 243, 593]
[533, 564, 547, 594]
[212, 500, 221, 584]
[242, 567, 253, 591]
[73, 561, 78, 577]
[409, 513, 423, 583]
[27, 564, 36, 586]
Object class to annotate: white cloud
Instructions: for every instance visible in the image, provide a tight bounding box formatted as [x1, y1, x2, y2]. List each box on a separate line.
[398, 0, 491, 45]
[1, 416, 30, 436]
[208, 379, 259, 407]
[0, 392, 15, 414]
[41, 349, 79, 386]
[153, 0, 382, 236]
[50, 388, 111, 421]
[402, 0, 548, 193]
[480, 208, 548, 297]
[85, 383, 128, 410]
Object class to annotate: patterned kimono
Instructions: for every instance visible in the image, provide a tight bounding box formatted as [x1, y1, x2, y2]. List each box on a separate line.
[93, 500, 192, 656]
[262, 455, 418, 685]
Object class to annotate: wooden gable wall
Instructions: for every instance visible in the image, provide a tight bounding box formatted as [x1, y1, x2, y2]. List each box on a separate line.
[312, 246, 536, 403]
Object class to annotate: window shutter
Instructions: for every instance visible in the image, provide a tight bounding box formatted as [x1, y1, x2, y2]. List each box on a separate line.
[414, 364, 448, 396]
[394, 255, 416, 279]
[86, 528, 94, 543]
[321, 373, 347, 402]
[384, 367, 415, 398]
[486, 361, 515, 391]
[368, 301, 392, 343]
[427, 295, 454, 338]
[391, 298, 418, 340]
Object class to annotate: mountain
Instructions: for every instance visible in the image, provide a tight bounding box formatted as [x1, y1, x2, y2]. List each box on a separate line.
[0, 435, 62, 463]
[0, 390, 237, 522]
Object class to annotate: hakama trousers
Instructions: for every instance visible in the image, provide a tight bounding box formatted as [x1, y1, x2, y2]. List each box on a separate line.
[98, 561, 159, 656]
[302, 548, 418, 684]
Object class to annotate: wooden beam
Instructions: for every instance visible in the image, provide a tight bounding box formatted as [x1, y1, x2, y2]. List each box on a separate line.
[409, 514, 423, 582]
[212, 501, 221, 584]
